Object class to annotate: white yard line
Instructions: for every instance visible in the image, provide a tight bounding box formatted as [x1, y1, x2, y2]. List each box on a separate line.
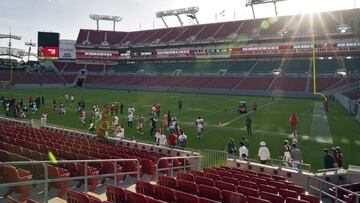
[221, 100, 277, 126]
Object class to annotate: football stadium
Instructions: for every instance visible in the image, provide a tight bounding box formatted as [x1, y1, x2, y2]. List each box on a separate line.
[0, 0, 360, 202]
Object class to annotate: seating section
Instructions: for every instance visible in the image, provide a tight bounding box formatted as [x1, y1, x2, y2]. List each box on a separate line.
[0, 73, 64, 85]
[151, 166, 317, 203]
[271, 77, 307, 92]
[315, 59, 343, 74]
[0, 119, 184, 201]
[78, 9, 359, 47]
[62, 63, 85, 73]
[250, 61, 281, 74]
[227, 61, 257, 73]
[281, 59, 309, 75]
[344, 58, 360, 73]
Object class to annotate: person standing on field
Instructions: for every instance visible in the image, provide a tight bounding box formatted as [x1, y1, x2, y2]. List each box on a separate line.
[258, 141, 271, 164]
[246, 115, 252, 135]
[290, 113, 298, 131]
[178, 99, 183, 111]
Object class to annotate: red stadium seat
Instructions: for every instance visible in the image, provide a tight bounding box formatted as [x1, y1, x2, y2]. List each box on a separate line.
[218, 170, 232, 177]
[221, 177, 238, 186]
[190, 170, 204, 177]
[251, 177, 268, 185]
[106, 184, 126, 203]
[198, 184, 221, 201]
[269, 180, 287, 190]
[279, 188, 299, 199]
[67, 189, 90, 203]
[247, 196, 271, 203]
[121, 160, 138, 177]
[146, 197, 167, 203]
[234, 173, 250, 181]
[237, 185, 259, 198]
[204, 168, 218, 174]
[140, 159, 156, 179]
[287, 185, 306, 194]
[177, 179, 198, 194]
[239, 180, 258, 190]
[2, 165, 32, 201]
[286, 197, 310, 203]
[153, 184, 176, 202]
[194, 176, 215, 187]
[204, 173, 221, 181]
[135, 180, 154, 197]
[176, 190, 199, 203]
[76, 164, 99, 192]
[48, 165, 70, 198]
[260, 191, 284, 203]
[300, 193, 321, 203]
[177, 172, 194, 182]
[126, 190, 147, 203]
[221, 190, 246, 203]
[215, 180, 236, 192]
[272, 175, 286, 181]
[259, 184, 278, 194]
[199, 197, 221, 203]
[99, 162, 123, 185]
[158, 159, 171, 176]
[157, 175, 177, 189]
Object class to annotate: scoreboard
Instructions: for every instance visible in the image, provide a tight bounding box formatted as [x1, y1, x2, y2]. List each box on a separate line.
[38, 32, 60, 60]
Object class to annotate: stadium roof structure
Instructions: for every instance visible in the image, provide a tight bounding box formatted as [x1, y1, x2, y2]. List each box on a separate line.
[89, 14, 123, 31]
[0, 47, 34, 58]
[245, 0, 288, 18]
[156, 6, 200, 28]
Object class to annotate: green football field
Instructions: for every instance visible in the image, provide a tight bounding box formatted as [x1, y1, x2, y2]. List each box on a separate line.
[1, 88, 360, 171]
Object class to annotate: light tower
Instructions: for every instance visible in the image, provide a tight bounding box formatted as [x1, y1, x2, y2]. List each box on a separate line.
[245, 0, 287, 19]
[25, 40, 36, 62]
[0, 31, 22, 82]
[156, 6, 200, 28]
[89, 14, 123, 31]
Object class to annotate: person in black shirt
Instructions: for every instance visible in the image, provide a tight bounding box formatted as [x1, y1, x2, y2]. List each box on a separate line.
[323, 148, 335, 169]
[246, 116, 253, 135]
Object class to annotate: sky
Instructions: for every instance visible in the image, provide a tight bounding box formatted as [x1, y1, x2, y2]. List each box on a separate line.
[0, 0, 359, 54]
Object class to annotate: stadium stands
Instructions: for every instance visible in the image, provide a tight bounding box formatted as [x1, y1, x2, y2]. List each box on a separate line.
[281, 59, 310, 75]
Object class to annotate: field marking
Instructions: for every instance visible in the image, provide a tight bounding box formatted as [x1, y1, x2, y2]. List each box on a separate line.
[221, 100, 277, 126]
[179, 120, 309, 139]
[310, 101, 333, 144]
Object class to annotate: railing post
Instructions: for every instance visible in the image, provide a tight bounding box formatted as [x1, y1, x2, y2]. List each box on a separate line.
[114, 161, 118, 186]
[170, 159, 174, 177]
[183, 158, 186, 172]
[136, 160, 140, 180]
[44, 163, 49, 203]
[155, 159, 159, 181]
[335, 187, 338, 203]
[84, 162, 88, 192]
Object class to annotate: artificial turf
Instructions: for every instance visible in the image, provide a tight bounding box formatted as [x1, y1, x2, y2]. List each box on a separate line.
[1, 87, 359, 171]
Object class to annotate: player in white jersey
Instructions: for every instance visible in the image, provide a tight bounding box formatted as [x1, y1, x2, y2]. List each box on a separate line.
[196, 116, 204, 138]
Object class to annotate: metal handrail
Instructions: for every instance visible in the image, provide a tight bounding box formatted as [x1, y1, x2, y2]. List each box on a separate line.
[307, 175, 360, 203]
[155, 155, 203, 180]
[229, 155, 311, 172]
[0, 159, 140, 202]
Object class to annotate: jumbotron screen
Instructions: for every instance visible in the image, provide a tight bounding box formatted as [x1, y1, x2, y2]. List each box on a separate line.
[38, 32, 60, 60]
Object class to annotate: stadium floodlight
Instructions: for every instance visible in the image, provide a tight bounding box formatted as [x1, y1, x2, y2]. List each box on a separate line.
[25, 40, 36, 61]
[337, 24, 351, 33]
[156, 6, 200, 27]
[0, 31, 22, 82]
[245, 0, 287, 18]
[89, 14, 123, 31]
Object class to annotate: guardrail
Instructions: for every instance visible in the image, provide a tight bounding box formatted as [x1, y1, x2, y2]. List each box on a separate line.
[307, 176, 360, 203]
[200, 149, 228, 169]
[155, 155, 203, 180]
[230, 156, 311, 172]
[0, 159, 140, 202]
